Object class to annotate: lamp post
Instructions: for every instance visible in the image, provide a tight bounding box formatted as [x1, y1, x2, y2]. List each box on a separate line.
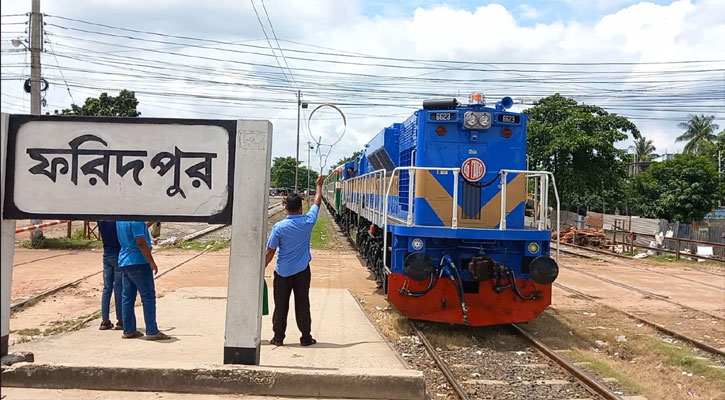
[294, 92, 308, 193]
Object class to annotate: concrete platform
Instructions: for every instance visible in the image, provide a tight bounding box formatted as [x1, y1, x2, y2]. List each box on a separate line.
[2, 287, 424, 400]
[2, 388, 382, 400]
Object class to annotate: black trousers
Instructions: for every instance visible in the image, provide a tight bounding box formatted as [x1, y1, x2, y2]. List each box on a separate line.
[272, 266, 312, 342]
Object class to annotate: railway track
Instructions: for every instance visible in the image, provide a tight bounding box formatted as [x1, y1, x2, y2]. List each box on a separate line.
[10, 201, 287, 314]
[557, 244, 724, 291]
[410, 320, 620, 400]
[13, 251, 81, 268]
[554, 282, 725, 358]
[554, 245, 725, 322]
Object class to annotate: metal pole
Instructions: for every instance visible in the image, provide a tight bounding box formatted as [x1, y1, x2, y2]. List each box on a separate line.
[295, 90, 300, 193]
[307, 141, 311, 203]
[30, 0, 43, 240]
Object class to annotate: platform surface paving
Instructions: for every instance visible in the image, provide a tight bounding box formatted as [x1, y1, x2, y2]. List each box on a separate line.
[2, 287, 424, 400]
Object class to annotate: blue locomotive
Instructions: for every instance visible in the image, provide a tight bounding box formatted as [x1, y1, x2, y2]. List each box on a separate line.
[322, 94, 560, 326]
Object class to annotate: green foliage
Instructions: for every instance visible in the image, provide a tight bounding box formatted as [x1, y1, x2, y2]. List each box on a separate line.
[630, 137, 658, 162]
[270, 156, 318, 191]
[20, 236, 102, 250]
[628, 154, 721, 223]
[332, 150, 361, 170]
[524, 94, 640, 209]
[52, 89, 140, 117]
[676, 114, 719, 155]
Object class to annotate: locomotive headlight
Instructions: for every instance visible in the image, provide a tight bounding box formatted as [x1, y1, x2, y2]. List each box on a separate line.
[478, 113, 491, 128]
[528, 242, 540, 254]
[411, 238, 424, 251]
[464, 112, 478, 128]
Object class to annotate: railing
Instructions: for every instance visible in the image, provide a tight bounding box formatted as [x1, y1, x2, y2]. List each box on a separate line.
[500, 169, 560, 261]
[343, 169, 388, 228]
[378, 167, 560, 271]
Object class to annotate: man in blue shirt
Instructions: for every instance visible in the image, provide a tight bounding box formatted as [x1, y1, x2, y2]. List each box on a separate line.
[265, 175, 325, 346]
[98, 221, 123, 331]
[116, 221, 169, 340]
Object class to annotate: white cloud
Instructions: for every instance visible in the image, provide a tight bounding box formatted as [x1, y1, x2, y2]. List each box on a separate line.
[517, 4, 541, 20]
[2, 0, 723, 164]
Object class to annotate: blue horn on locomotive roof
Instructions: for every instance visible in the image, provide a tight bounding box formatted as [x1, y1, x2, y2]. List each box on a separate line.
[495, 96, 513, 111]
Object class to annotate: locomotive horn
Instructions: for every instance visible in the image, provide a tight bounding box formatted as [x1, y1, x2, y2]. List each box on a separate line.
[423, 98, 459, 110]
[495, 96, 514, 111]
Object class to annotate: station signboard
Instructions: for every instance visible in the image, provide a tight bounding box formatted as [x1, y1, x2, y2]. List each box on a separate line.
[3, 115, 235, 223]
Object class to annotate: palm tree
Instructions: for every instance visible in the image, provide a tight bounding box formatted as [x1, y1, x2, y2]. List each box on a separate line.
[676, 114, 720, 155]
[629, 137, 658, 162]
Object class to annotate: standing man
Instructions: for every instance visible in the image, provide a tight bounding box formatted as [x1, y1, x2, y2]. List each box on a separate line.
[116, 220, 169, 340]
[98, 220, 123, 331]
[265, 174, 325, 346]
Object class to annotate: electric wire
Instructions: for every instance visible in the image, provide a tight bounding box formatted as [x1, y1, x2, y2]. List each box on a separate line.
[249, 0, 294, 89]
[43, 32, 75, 105]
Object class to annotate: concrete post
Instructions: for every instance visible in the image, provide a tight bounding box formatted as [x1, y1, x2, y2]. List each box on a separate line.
[1, 113, 17, 356]
[29, 0, 43, 240]
[223, 120, 273, 365]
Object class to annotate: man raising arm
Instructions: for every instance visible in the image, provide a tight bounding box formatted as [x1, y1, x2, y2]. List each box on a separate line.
[264, 174, 324, 347]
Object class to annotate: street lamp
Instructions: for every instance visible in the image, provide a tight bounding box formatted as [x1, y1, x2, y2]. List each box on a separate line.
[11, 38, 26, 48]
[306, 141, 314, 203]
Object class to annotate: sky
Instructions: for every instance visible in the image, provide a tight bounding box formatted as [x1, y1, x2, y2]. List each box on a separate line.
[1, 0, 723, 172]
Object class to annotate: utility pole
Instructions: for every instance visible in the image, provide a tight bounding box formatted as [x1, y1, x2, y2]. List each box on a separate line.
[30, 0, 43, 240]
[295, 90, 301, 193]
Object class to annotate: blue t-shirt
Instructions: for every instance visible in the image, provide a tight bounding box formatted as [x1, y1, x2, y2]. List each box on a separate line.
[98, 220, 121, 257]
[267, 204, 319, 277]
[116, 221, 152, 267]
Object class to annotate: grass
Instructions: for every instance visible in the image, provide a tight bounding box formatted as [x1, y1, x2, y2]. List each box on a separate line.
[161, 239, 230, 252]
[310, 213, 333, 249]
[568, 350, 647, 395]
[12, 310, 102, 345]
[647, 253, 718, 265]
[650, 340, 725, 380]
[525, 305, 725, 399]
[20, 236, 103, 250]
[304, 203, 340, 250]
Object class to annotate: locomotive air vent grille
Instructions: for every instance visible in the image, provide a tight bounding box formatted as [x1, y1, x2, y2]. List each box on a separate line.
[368, 148, 396, 172]
[462, 180, 481, 219]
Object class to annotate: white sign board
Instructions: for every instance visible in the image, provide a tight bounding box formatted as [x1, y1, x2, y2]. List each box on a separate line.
[3, 115, 235, 223]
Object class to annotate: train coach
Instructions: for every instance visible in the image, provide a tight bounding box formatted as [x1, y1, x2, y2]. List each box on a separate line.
[322, 93, 560, 326]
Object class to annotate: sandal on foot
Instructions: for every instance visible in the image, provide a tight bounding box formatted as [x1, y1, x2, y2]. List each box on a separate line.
[113, 321, 124, 330]
[145, 331, 171, 341]
[122, 331, 144, 339]
[99, 320, 113, 330]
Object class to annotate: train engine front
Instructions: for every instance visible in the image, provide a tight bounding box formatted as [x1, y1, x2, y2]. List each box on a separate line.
[341, 93, 560, 326]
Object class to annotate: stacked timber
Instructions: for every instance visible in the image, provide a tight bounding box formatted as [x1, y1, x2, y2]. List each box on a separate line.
[556, 226, 613, 248]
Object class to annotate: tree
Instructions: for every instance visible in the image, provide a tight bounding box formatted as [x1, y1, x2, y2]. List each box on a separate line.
[524, 94, 640, 211]
[52, 89, 140, 117]
[628, 154, 721, 223]
[270, 156, 318, 191]
[676, 114, 719, 155]
[630, 137, 658, 162]
[333, 150, 361, 168]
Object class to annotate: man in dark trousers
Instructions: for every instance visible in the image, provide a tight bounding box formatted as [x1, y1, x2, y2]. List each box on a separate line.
[98, 220, 123, 331]
[265, 174, 325, 346]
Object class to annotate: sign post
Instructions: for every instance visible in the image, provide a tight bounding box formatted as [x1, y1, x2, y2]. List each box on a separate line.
[1, 113, 16, 357]
[0, 114, 272, 365]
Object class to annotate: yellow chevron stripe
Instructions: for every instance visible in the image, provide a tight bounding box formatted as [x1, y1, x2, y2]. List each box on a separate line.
[414, 170, 525, 228]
